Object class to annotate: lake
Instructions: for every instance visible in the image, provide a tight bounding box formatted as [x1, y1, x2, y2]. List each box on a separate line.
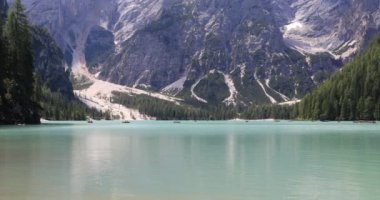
[0, 121, 380, 200]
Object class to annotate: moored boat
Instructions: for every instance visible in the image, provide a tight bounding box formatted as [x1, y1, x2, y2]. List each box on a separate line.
[86, 116, 94, 124]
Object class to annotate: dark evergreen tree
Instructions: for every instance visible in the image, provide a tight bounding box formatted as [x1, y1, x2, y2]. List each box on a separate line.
[0, 0, 40, 124]
[0, 0, 8, 123]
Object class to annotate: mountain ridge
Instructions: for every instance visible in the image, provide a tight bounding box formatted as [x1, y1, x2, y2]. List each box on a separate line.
[14, 0, 380, 107]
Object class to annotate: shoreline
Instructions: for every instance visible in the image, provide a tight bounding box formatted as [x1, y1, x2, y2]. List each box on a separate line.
[1, 119, 378, 126]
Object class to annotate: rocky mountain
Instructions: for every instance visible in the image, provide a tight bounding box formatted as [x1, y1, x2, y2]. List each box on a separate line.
[15, 0, 380, 106]
[31, 26, 74, 97]
[272, 0, 380, 58]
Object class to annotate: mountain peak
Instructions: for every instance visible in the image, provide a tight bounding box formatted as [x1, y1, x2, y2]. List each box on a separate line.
[17, 0, 380, 106]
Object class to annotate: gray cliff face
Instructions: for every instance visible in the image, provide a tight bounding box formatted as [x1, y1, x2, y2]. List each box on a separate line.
[102, 1, 312, 100]
[17, 0, 380, 105]
[273, 0, 380, 58]
[17, 0, 115, 65]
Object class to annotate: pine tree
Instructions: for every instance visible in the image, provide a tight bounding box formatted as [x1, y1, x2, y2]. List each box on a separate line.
[2, 0, 40, 124]
[0, 1, 7, 123]
[375, 100, 380, 121]
[363, 97, 375, 120]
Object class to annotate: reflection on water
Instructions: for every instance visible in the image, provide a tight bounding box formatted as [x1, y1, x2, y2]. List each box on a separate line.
[0, 121, 380, 200]
[70, 132, 113, 199]
[226, 134, 236, 177]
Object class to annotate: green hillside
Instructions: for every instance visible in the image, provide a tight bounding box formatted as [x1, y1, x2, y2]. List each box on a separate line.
[294, 36, 380, 121]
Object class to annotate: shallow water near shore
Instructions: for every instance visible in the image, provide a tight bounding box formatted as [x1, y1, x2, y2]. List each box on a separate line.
[0, 121, 380, 200]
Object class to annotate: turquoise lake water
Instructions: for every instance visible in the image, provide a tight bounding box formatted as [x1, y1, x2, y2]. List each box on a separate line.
[0, 121, 380, 200]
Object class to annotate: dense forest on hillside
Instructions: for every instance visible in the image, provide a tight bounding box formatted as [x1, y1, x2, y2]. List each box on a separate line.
[294, 36, 380, 121]
[113, 90, 298, 120]
[39, 86, 104, 121]
[242, 104, 294, 120]
[112, 92, 237, 120]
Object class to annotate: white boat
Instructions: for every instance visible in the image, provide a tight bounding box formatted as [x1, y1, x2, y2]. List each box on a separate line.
[86, 116, 94, 124]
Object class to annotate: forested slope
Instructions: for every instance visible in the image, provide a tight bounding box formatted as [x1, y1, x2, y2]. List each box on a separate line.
[294, 36, 380, 121]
